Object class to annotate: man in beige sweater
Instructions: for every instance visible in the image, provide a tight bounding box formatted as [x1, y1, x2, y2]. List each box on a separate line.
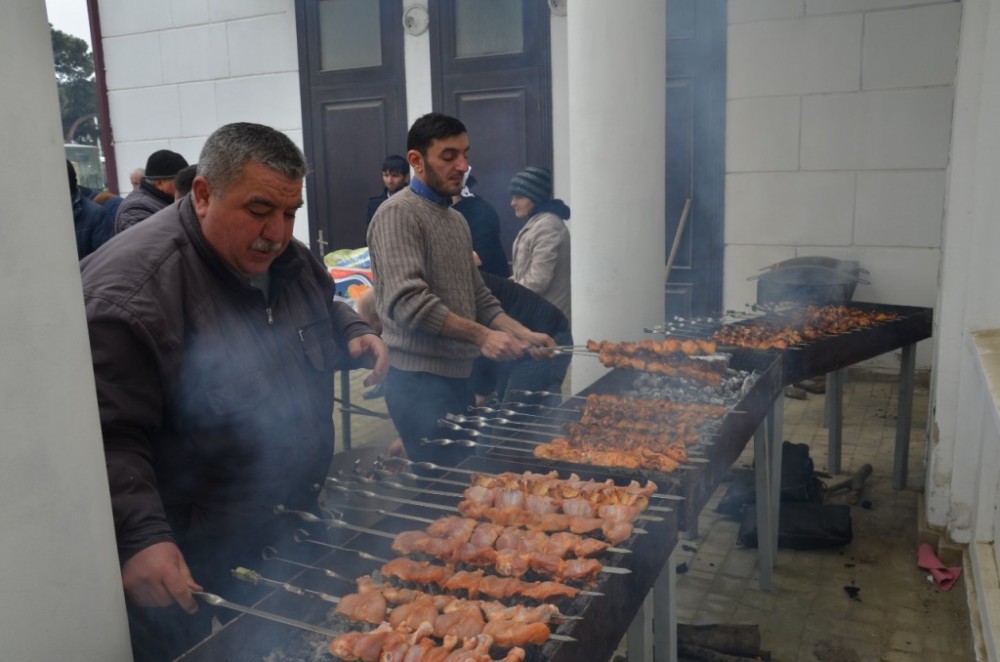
[367, 113, 554, 464]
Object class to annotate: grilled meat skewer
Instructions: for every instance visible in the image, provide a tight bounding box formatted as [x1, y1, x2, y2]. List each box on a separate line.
[379, 558, 603, 600]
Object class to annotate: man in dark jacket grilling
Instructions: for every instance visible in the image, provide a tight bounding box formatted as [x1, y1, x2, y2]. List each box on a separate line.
[81, 122, 388, 661]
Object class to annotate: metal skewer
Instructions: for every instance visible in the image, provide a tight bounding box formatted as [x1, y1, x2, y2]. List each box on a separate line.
[230, 569, 581, 637]
[231, 567, 341, 603]
[277, 506, 398, 540]
[373, 456, 684, 502]
[276, 503, 431, 529]
[260, 546, 357, 581]
[361, 476, 660, 527]
[439, 419, 557, 443]
[467, 405, 559, 420]
[318, 535, 605, 598]
[365, 468, 674, 515]
[447, 413, 565, 430]
[421, 437, 534, 454]
[324, 479, 463, 514]
[292, 529, 391, 564]
[326, 478, 647, 545]
[508, 390, 586, 403]
[194, 591, 341, 638]
[328, 502, 440, 526]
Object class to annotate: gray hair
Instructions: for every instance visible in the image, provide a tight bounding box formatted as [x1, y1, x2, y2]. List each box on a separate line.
[197, 123, 307, 195]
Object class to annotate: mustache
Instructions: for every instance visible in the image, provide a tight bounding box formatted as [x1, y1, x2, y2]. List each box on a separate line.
[250, 238, 283, 252]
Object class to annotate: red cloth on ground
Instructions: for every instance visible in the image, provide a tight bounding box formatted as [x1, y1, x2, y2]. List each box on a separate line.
[917, 543, 962, 591]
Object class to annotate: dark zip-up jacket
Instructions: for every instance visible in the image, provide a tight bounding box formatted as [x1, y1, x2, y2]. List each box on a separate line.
[114, 179, 174, 234]
[81, 197, 374, 568]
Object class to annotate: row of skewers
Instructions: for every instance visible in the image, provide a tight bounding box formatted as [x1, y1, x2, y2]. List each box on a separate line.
[427, 391, 726, 476]
[226, 465, 671, 661]
[552, 337, 728, 385]
[645, 304, 902, 351]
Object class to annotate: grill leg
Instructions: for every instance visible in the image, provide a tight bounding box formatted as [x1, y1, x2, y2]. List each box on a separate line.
[653, 548, 678, 662]
[893, 343, 917, 489]
[768, 394, 784, 564]
[753, 396, 784, 591]
[339, 370, 352, 451]
[627, 590, 653, 661]
[827, 368, 845, 475]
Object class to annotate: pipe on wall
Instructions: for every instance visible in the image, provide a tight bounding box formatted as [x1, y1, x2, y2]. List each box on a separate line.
[86, 0, 118, 194]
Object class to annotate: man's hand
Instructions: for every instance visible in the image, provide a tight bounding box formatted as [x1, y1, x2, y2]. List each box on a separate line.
[522, 331, 557, 359]
[480, 329, 528, 361]
[349, 333, 390, 387]
[122, 542, 202, 613]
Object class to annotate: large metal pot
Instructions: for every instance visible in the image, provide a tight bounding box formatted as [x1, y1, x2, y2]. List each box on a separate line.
[749, 264, 866, 305]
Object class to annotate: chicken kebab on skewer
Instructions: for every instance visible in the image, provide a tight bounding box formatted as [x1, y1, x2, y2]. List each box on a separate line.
[391, 525, 608, 582]
[527, 391, 730, 473]
[378, 558, 589, 602]
[330, 621, 527, 662]
[334, 576, 575, 635]
[583, 338, 727, 384]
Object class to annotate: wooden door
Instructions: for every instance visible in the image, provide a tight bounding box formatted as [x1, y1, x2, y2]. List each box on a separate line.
[664, 0, 726, 317]
[430, 0, 552, 254]
[295, 0, 408, 255]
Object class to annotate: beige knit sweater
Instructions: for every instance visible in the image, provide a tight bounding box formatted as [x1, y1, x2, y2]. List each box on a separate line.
[367, 186, 503, 378]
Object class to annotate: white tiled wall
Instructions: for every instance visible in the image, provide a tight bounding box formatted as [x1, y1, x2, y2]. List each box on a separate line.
[806, 0, 948, 16]
[726, 96, 800, 172]
[728, 0, 804, 24]
[160, 24, 231, 84]
[728, 14, 863, 98]
[99, 0, 304, 208]
[800, 88, 954, 170]
[726, 172, 855, 246]
[725, 0, 960, 370]
[108, 87, 183, 141]
[862, 3, 961, 89]
[854, 171, 945, 248]
[227, 13, 300, 77]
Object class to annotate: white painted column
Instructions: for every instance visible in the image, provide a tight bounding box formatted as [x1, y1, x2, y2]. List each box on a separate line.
[930, 0, 1000, 537]
[0, 2, 132, 660]
[566, 2, 667, 390]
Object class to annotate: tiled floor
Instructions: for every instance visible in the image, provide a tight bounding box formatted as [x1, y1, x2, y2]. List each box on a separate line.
[335, 370, 974, 662]
[673, 378, 973, 661]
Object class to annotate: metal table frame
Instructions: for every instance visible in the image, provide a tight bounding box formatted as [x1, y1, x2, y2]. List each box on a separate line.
[825, 342, 918, 488]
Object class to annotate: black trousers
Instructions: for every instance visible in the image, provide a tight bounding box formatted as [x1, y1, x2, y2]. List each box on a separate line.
[384, 367, 476, 466]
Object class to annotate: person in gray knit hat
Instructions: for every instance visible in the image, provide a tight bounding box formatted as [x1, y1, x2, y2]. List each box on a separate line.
[508, 166, 572, 319]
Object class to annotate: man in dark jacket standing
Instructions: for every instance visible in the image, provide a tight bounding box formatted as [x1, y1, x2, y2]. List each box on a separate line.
[452, 171, 510, 277]
[67, 159, 113, 259]
[364, 154, 409, 227]
[82, 123, 388, 661]
[114, 148, 189, 233]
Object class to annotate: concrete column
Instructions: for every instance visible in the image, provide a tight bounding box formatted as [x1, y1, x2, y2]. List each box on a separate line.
[566, 2, 667, 389]
[0, 2, 132, 659]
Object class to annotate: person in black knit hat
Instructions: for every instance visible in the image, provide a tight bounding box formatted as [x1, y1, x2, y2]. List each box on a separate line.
[508, 165, 572, 319]
[114, 149, 189, 234]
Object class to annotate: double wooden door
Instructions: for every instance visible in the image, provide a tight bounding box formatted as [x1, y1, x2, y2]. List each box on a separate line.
[296, 0, 408, 253]
[294, 0, 725, 315]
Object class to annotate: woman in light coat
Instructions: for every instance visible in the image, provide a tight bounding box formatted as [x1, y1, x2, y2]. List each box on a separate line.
[508, 166, 572, 319]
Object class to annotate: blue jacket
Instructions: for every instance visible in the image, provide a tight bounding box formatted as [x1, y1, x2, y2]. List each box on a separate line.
[73, 190, 114, 259]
